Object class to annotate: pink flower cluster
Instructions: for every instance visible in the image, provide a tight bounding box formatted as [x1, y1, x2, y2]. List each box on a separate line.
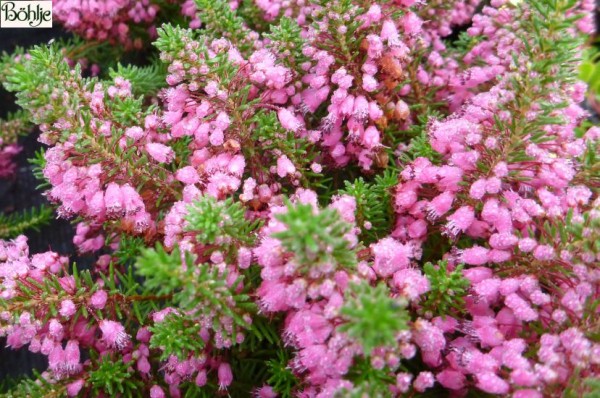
[0, 113, 26, 179]
[51, 0, 247, 49]
[53, 0, 159, 49]
[431, 268, 600, 395]
[147, 309, 237, 395]
[0, 237, 113, 392]
[0, 236, 175, 396]
[383, 1, 600, 395]
[0, 143, 21, 178]
[255, 190, 362, 395]
[285, 2, 448, 170]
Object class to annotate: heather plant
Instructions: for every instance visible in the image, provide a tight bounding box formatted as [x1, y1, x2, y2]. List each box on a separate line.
[0, 0, 598, 397]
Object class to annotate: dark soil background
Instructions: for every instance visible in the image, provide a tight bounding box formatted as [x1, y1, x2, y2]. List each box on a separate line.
[0, 4, 599, 387]
[0, 28, 82, 381]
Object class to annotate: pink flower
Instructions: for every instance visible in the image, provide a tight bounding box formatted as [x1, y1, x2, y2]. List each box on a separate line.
[237, 247, 253, 269]
[475, 372, 510, 395]
[105, 182, 124, 217]
[67, 379, 85, 397]
[137, 355, 151, 373]
[518, 238, 537, 253]
[393, 268, 430, 300]
[533, 245, 554, 261]
[218, 362, 233, 389]
[125, 126, 144, 141]
[276, 155, 296, 178]
[48, 340, 81, 376]
[474, 278, 501, 302]
[146, 143, 175, 163]
[88, 191, 105, 216]
[413, 371, 435, 392]
[175, 166, 200, 184]
[444, 206, 475, 237]
[362, 126, 380, 149]
[396, 372, 413, 393]
[196, 369, 207, 386]
[477, 324, 505, 347]
[413, 319, 445, 367]
[353, 95, 369, 120]
[64, 340, 81, 374]
[48, 319, 64, 339]
[210, 129, 224, 146]
[99, 320, 130, 349]
[120, 184, 144, 215]
[330, 195, 356, 223]
[278, 108, 302, 132]
[257, 281, 289, 312]
[427, 192, 454, 220]
[513, 390, 543, 398]
[150, 385, 165, 398]
[469, 178, 487, 199]
[89, 290, 108, 309]
[489, 233, 518, 250]
[504, 293, 538, 322]
[371, 237, 412, 277]
[214, 112, 231, 130]
[437, 369, 466, 390]
[255, 385, 277, 398]
[362, 74, 378, 92]
[401, 12, 422, 35]
[381, 20, 400, 45]
[511, 369, 539, 387]
[460, 246, 490, 265]
[59, 299, 76, 318]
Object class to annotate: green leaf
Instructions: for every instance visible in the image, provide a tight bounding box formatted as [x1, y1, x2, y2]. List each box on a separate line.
[274, 201, 357, 268]
[0, 205, 53, 239]
[421, 261, 470, 317]
[339, 283, 409, 356]
[149, 313, 205, 360]
[184, 195, 262, 261]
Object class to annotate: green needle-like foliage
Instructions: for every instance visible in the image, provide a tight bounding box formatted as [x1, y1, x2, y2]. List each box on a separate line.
[194, 0, 255, 53]
[113, 235, 146, 266]
[153, 24, 194, 55]
[149, 313, 205, 360]
[579, 48, 600, 98]
[264, 17, 307, 67]
[135, 244, 256, 343]
[28, 148, 48, 189]
[266, 350, 298, 398]
[274, 201, 357, 268]
[422, 261, 470, 316]
[185, 195, 260, 245]
[248, 110, 317, 187]
[0, 205, 53, 239]
[0, 110, 31, 143]
[583, 378, 600, 398]
[344, 357, 396, 398]
[0, 371, 62, 398]
[339, 283, 409, 356]
[339, 169, 398, 244]
[109, 62, 167, 96]
[89, 355, 142, 398]
[184, 195, 262, 260]
[135, 244, 190, 296]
